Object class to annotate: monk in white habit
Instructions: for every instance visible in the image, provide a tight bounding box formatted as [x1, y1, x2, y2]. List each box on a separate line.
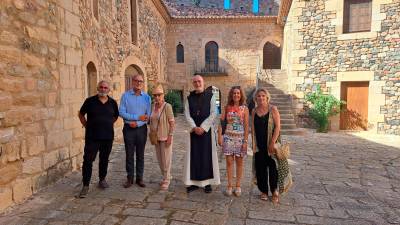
[183, 75, 220, 193]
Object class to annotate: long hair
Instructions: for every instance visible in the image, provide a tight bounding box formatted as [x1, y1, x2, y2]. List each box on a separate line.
[227, 86, 246, 106]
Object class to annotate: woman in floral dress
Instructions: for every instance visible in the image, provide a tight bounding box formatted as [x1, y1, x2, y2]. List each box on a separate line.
[218, 86, 249, 197]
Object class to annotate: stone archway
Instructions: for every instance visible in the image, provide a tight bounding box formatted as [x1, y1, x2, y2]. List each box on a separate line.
[124, 64, 144, 91]
[86, 62, 98, 97]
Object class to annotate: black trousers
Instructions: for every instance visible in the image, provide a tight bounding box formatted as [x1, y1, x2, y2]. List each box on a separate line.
[82, 139, 113, 186]
[255, 151, 278, 194]
[123, 124, 147, 180]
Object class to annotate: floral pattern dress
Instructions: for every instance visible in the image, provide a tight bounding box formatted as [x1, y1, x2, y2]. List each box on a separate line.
[222, 105, 247, 157]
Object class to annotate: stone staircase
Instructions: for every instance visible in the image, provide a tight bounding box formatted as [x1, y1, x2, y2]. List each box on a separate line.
[257, 71, 305, 136]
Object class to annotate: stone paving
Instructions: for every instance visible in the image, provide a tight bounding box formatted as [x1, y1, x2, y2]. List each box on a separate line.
[1, 116, 400, 225]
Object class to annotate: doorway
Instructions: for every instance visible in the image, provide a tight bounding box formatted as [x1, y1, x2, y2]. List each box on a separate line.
[340, 81, 369, 130]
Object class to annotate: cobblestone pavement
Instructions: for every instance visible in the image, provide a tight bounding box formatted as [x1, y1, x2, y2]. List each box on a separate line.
[1, 116, 400, 225]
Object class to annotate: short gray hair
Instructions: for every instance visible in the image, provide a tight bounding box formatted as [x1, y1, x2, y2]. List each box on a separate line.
[97, 80, 110, 88]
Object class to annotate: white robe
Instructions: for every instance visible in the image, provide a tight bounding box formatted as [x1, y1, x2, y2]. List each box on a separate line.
[183, 94, 220, 187]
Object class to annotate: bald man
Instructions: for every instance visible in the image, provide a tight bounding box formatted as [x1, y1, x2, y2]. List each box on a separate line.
[183, 75, 220, 193]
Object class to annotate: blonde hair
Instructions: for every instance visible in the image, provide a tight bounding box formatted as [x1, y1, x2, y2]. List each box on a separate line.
[253, 88, 271, 104]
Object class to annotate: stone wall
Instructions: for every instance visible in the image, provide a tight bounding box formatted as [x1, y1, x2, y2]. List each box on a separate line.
[166, 20, 283, 107]
[0, 0, 168, 211]
[282, 0, 400, 135]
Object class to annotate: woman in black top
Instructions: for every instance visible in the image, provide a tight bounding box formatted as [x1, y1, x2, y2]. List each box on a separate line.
[251, 88, 281, 203]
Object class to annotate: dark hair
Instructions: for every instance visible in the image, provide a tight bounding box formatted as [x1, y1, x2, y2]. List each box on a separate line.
[227, 86, 246, 106]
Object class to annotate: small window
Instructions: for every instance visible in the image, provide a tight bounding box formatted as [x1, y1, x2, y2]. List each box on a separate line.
[93, 0, 99, 21]
[205, 41, 219, 72]
[176, 43, 184, 63]
[343, 0, 372, 33]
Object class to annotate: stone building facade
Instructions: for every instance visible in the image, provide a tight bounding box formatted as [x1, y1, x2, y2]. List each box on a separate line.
[1, 0, 399, 212]
[282, 0, 400, 135]
[0, 0, 168, 211]
[166, 18, 283, 108]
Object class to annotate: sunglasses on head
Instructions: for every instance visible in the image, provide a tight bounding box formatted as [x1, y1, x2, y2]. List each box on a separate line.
[232, 86, 241, 89]
[153, 93, 163, 97]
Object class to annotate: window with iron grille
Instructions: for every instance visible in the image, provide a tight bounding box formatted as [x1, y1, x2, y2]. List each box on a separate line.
[263, 42, 281, 69]
[205, 41, 218, 72]
[176, 43, 184, 63]
[343, 0, 372, 33]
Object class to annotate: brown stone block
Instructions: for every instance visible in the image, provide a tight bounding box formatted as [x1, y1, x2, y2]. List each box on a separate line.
[12, 176, 32, 203]
[0, 93, 12, 112]
[13, 92, 42, 107]
[0, 187, 13, 211]
[3, 107, 35, 126]
[25, 26, 57, 44]
[0, 45, 22, 63]
[21, 54, 45, 67]
[45, 92, 57, 107]
[0, 31, 19, 46]
[42, 150, 59, 170]
[23, 122, 43, 135]
[27, 136, 45, 156]
[0, 162, 21, 185]
[72, 127, 84, 139]
[25, 78, 37, 91]
[65, 47, 82, 66]
[46, 130, 72, 150]
[64, 11, 80, 37]
[22, 156, 42, 174]
[3, 140, 20, 162]
[70, 140, 83, 157]
[58, 147, 70, 161]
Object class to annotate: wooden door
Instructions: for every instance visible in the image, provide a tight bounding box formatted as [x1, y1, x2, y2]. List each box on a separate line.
[340, 82, 369, 130]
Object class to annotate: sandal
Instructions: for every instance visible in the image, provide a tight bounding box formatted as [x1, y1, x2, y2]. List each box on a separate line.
[260, 193, 268, 201]
[234, 187, 241, 197]
[225, 186, 233, 196]
[272, 192, 279, 204]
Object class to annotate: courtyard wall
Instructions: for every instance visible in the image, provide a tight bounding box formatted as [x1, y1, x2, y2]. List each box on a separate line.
[0, 0, 168, 211]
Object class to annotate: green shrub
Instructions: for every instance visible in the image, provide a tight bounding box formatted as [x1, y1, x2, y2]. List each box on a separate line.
[165, 90, 183, 117]
[305, 85, 345, 132]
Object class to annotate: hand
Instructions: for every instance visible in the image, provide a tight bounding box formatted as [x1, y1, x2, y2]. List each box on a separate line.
[129, 121, 137, 128]
[218, 135, 223, 146]
[268, 144, 276, 156]
[195, 127, 205, 135]
[166, 136, 172, 146]
[138, 115, 148, 121]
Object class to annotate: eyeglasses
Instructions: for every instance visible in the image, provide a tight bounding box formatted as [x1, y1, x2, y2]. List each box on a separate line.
[99, 86, 109, 89]
[133, 79, 144, 83]
[153, 94, 163, 97]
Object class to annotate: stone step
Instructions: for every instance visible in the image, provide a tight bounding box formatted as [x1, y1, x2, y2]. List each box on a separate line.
[281, 128, 307, 136]
[281, 124, 297, 129]
[280, 114, 294, 119]
[280, 119, 296, 124]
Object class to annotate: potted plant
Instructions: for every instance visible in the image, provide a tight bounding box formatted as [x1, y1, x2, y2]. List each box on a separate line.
[305, 85, 345, 132]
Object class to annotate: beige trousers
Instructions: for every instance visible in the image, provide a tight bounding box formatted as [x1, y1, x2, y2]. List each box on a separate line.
[155, 141, 173, 182]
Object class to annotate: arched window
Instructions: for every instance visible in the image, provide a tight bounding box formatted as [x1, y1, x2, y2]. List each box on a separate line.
[86, 62, 98, 97]
[93, 0, 99, 21]
[205, 41, 218, 72]
[263, 42, 281, 69]
[176, 43, 184, 63]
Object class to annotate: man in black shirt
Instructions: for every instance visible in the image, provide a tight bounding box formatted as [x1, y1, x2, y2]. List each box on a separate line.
[78, 80, 119, 198]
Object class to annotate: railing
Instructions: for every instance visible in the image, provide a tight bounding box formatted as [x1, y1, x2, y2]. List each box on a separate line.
[194, 64, 227, 76]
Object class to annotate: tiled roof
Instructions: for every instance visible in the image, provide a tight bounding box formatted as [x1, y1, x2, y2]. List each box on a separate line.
[162, 1, 275, 18]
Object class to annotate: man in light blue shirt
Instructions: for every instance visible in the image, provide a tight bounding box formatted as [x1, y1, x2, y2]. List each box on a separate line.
[119, 74, 151, 188]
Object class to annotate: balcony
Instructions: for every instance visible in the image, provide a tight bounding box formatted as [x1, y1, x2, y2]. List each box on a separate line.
[194, 64, 228, 76]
